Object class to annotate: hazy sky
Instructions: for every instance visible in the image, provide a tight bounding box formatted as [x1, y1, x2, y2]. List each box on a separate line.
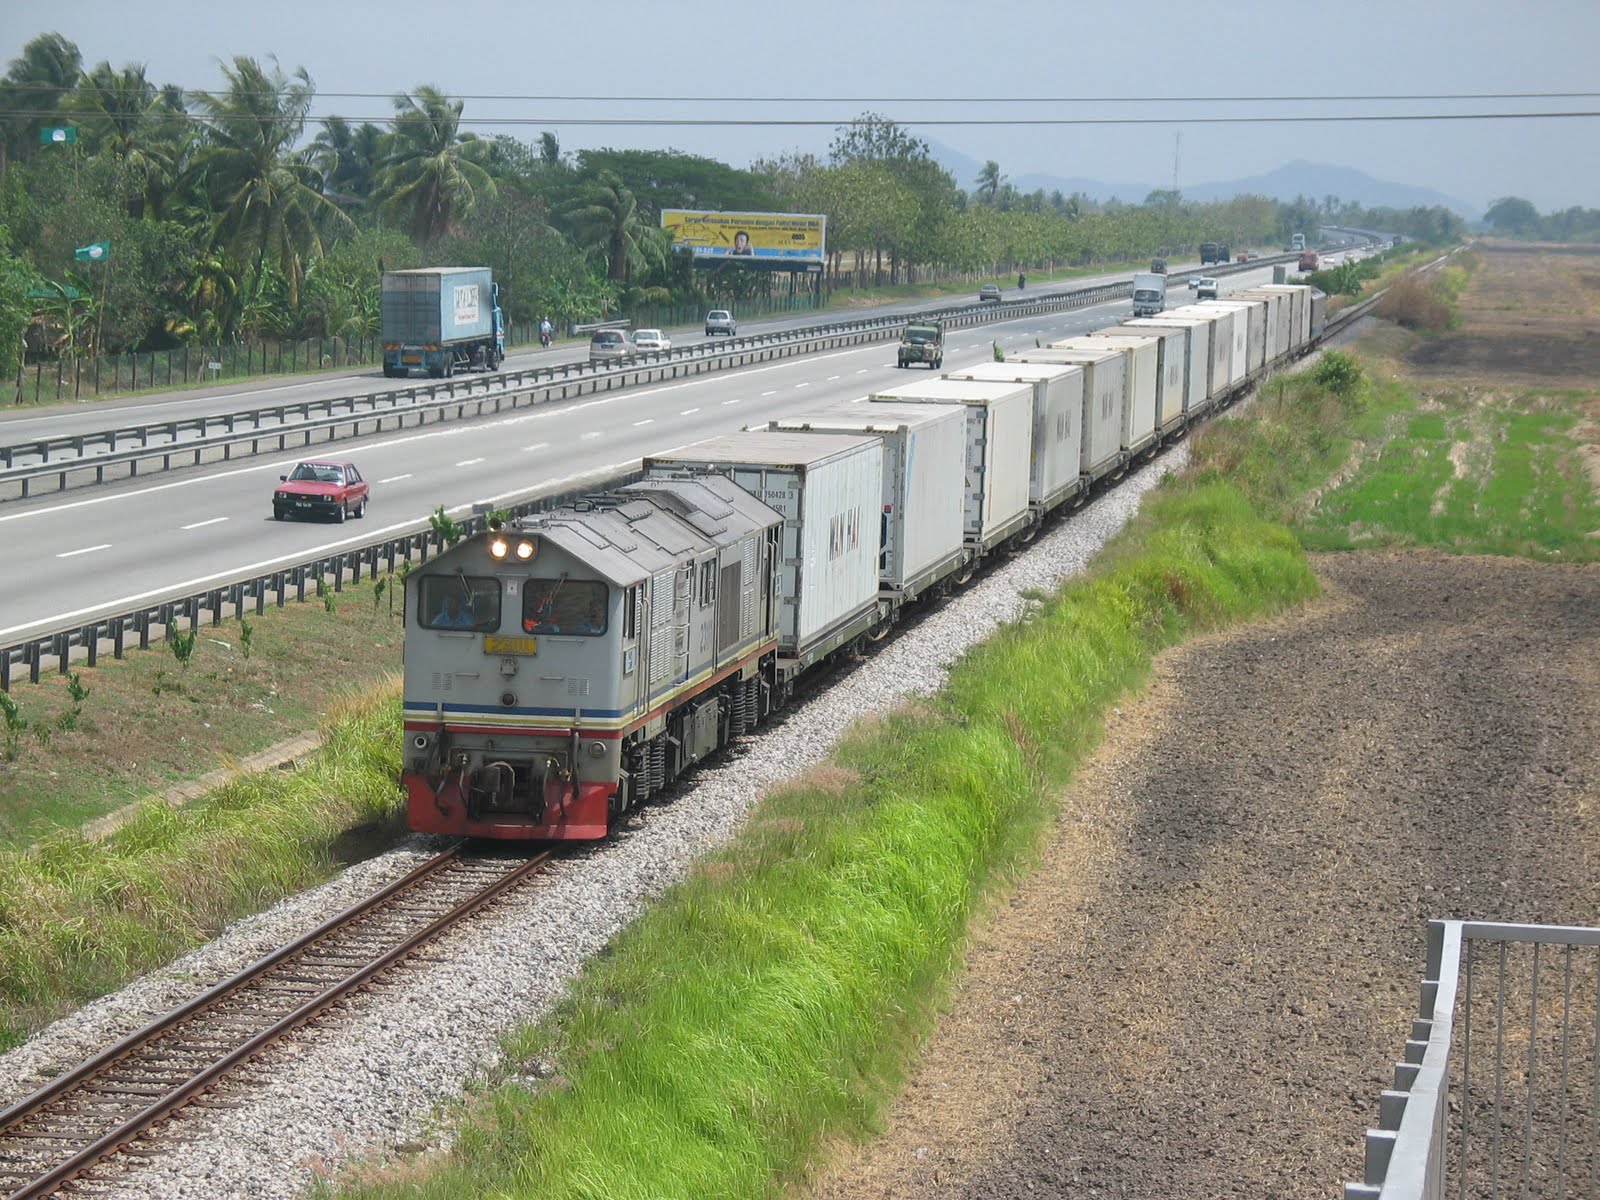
[4, 0, 1597, 214]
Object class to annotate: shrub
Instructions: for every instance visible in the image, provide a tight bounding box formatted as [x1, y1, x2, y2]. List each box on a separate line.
[1378, 275, 1453, 333]
[1312, 351, 1365, 400]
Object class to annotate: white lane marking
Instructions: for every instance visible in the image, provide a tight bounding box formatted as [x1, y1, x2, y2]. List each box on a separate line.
[180, 517, 228, 530]
[2, 335, 1027, 528]
[0, 459, 643, 640]
[455, 457, 485, 467]
[57, 543, 111, 558]
[519, 444, 547, 454]
[377, 473, 413, 483]
[680, 408, 699, 415]
[760, 390, 777, 396]
[582, 431, 602, 440]
[856, 368, 869, 374]
[826, 375, 841, 381]
[794, 382, 810, 388]
[632, 418, 653, 426]
[721, 398, 741, 405]
[850, 396, 867, 403]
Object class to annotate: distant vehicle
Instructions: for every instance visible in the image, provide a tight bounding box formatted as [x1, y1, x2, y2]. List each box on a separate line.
[704, 310, 737, 336]
[1195, 277, 1219, 300]
[1290, 232, 1307, 252]
[589, 329, 633, 363]
[1236, 253, 1248, 263]
[1298, 251, 1320, 272]
[1131, 272, 1167, 317]
[632, 329, 671, 352]
[1217, 244, 1231, 263]
[897, 320, 944, 369]
[979, 284, 1003, 302]
[381, 267, 504, 379]
[1150, 258, 1168, 275]
[1199, 242, 1220, 265]
[274, 460, 368, 523]
[1187, 276, 1201, 290]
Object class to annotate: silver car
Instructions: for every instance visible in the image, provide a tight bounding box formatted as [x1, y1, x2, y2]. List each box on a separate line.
[704, 310, 737, 337]
[633, 329, 671, 352]
[588, 329, 633, 363]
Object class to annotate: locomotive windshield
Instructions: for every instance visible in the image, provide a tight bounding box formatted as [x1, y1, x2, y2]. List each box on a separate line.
[523, 579, 607, 636]
[419, 575, 501, 631]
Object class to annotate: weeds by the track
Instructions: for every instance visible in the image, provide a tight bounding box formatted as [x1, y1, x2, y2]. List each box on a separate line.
[0, 689, 406, 1050]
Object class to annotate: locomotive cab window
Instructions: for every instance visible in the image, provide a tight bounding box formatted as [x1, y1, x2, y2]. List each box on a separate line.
[524, 578, 608, 636]
[420, 575, 502, 631]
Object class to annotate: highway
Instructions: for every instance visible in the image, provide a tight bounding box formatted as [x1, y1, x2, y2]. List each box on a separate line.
[0, 264, 1296, 644]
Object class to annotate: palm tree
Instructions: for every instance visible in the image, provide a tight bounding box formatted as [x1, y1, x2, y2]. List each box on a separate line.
[372, 87, 496, 242]
[189, 56, 351, 314]
[559, 170, 668, 286]
[311, 116, 385, 200]
[0, 32, 82, 181]
[539, 131, 562, 169]
[69, 61, 179, 218]
[974, 160, 1005, 205]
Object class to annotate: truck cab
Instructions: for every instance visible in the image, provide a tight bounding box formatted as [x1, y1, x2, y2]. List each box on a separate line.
[897, 321, 944, 369]
[1131, 273, 1167, 317]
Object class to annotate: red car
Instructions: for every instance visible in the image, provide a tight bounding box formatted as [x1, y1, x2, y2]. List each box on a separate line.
[273, 460, 369, 523]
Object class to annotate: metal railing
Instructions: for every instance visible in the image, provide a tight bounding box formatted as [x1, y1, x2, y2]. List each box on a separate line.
[0, 258, 1297, 498]
[1345, 919, 1600, 1200]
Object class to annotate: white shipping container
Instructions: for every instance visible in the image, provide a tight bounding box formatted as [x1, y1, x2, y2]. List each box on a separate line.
[1171, 304, 1242, 390]
[766, 402, 967, 598]
[1091, 327, 1186, 436]
[1051, 336, 1159, 452]
[1203, 299, 1266, 375]
[870, 378, 1034, 550]
[1123, 315, 1213, 416]
[1012, 347, 1125, 479]
[1240, 289, 1289, 361]
[941, 362, 1086, 511]
[643, 431, 882, 656]
[1248, 285, 1309, 351]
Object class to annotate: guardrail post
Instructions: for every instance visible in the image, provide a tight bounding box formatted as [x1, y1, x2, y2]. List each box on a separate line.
[1, 648, 9, 692]
[52, 632, 69, 675]
[26, 641, 40, 685]
[137, 610, 151, 650]
[295, 567, 307, 603]
[208, 588, 223, 625]
[83, 624, 97, 668]
[112, 616, 125, 660]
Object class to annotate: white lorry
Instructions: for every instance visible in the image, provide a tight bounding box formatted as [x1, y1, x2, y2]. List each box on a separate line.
[1131, 272, 1167, 317]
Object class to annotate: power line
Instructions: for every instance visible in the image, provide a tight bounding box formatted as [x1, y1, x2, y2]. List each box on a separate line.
[148, 89, 1600, 104]
[9, 108, 1599, 128]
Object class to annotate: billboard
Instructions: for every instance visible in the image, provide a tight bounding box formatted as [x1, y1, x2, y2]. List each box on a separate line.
[661, 210, 826, 267]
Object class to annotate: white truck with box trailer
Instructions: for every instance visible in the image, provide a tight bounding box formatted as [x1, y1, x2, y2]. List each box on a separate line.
[1131, 272, 1168, 317]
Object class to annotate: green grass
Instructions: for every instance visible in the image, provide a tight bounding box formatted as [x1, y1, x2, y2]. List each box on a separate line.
[1300, 393, 1600, 560]
[326, 483, 1318, 1200]
[0, 689, 407, 1050]
[0, 574, 409, 844]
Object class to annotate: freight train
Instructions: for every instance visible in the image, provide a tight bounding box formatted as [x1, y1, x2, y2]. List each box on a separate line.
[402, 284, 1328, 840]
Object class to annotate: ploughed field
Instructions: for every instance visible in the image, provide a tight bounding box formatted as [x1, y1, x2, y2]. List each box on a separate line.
[806, 550, 1600, 1199]
[806, 246, 1600, 1198]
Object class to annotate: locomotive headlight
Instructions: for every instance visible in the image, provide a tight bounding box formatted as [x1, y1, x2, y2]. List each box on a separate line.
[489, 536, 509, 559]
[515, 539, 535, 560]
[588, 741, 607, 759]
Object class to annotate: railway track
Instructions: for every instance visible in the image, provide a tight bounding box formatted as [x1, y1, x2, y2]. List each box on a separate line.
[0, 844, 551, 1199]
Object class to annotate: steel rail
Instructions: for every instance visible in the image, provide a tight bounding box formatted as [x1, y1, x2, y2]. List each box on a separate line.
[0, 844, 553, 1199]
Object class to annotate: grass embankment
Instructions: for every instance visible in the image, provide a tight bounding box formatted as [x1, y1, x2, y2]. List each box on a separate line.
[0, 690, 404, 1049]
[0, 581, 408, 843]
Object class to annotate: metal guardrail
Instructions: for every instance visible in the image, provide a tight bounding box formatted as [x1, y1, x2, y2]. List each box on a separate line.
[0, 252, 1325, 687]
[0, 256, 1297, 498]
[1345, 919, 1600, 1200]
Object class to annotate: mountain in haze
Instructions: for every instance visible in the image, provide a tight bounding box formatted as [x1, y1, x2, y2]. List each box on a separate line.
[926, 140, 1477, 217]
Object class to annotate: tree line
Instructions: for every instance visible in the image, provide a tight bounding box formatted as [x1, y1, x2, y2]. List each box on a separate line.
[0, 31, 1468, 384]
[1482, 196, 1600, 242]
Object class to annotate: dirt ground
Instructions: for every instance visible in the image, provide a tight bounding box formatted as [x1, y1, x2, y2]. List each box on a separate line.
[802, 249, 1600, 1199]
[803, 552, 1600, 1199]
[1405, 242, 1600, 381]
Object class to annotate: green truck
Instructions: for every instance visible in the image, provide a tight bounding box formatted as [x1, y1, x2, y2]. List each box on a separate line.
[897, 320, 944, 369]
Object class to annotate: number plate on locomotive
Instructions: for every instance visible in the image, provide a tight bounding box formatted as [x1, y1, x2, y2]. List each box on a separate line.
[483, 635, 538, 656]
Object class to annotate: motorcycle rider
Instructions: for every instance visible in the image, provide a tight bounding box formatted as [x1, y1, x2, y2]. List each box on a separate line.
[539, 316, 553, 348]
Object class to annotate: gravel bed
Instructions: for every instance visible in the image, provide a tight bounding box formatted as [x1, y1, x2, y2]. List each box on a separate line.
[0, 443, 1188, 1200]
